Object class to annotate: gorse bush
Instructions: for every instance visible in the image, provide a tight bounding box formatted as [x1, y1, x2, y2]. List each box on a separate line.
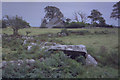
[2, 35, 24, 50]
[3, 51, 118, 78]
[66, 22, 86, 28]
[2, 52, 85, 78]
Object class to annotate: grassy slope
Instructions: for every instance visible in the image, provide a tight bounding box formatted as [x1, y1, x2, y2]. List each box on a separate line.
[3, 27, 61, 35]
[2, 27, 119, 78]
[57, 31, 118, 52]
[2, 27, 118, 52]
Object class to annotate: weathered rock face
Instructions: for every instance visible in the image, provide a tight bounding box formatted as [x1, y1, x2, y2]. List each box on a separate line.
[41, 17, 64, 28]
[48, 45, 87, 52]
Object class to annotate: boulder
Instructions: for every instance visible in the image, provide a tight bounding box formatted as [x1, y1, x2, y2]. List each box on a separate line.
[85, 54, 98, 66]
[43, 42, 98, 66]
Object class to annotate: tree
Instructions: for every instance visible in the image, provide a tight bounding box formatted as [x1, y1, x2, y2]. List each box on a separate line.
[40, 19, 47, 28]
[0, 20, 2, 28]
[77, 11, 88, 23]
[110, 1, 120, 20]
[88, 9, 106, 27]
[44, 6, 63, 20]
[41, 6, 64, 28]
[88, 9, 102, 24]
[98, 17, 106, 26]
[73, 12, 79, 22]
[2, 20, 7, 28]
[63, 18, 71, 26]
[3, 15, 30, 35]
[73, 11, 88, 23]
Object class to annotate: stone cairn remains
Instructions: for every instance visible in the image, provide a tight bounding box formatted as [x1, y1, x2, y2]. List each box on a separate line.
[1, 42, 98, 68]
[43, 42, 98, 67]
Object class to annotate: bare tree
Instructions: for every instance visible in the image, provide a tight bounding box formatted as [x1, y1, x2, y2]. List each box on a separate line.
[77, 11, 88, 23]
[73, 11, 88, 23]
[73, 12, 79, 22]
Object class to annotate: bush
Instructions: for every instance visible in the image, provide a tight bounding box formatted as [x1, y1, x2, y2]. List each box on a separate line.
[94, 30, 110, 35]
[66, 22, 86, 28]
[26, 31, 31, 36]
[68, 30, 91, 35]
[40, 26, 47, 28]
[2, 52, 85, 78]
[3, 51, 118, 78]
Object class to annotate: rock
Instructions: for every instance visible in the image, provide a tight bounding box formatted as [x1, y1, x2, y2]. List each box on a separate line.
[31, 42, 37, 46]
[27, 46, 32, 50]
[5, 41, 97, 67]
[23, 40, 27, 44]
[2, 59, 38, 68]
[85, 54, 98, 67]
[43, 42, 97, 66]
[26, 59, 35, 63]
[47, 44, 87, 54]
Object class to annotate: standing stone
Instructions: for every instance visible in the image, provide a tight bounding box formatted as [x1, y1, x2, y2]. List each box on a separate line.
[85, 54, 98, 67]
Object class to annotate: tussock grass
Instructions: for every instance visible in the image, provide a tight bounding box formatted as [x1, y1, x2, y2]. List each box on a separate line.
[2, 27, 119, 78]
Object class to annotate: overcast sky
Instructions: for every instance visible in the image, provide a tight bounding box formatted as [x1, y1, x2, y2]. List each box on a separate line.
[2, 2, 118, 27]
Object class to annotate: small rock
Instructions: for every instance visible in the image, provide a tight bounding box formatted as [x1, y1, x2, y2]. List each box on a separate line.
[27, 46, 32, 50]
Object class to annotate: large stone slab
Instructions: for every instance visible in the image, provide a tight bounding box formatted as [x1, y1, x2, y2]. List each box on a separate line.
[42, 43, 98, 66]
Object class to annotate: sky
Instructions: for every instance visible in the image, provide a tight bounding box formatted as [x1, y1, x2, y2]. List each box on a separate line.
[2, 2, 118, 27]
[1, 0, 119, 2]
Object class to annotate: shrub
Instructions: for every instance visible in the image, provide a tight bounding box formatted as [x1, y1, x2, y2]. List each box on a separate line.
[64, 30, 91, 35]
[26, 31, 31, 36]
[77, 30, 91, 35]
[66, 22, 85, 28]
[94, 30, 112, 35]
[2, 52, 85, 78]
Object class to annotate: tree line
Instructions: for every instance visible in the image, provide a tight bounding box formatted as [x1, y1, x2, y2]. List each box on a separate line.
[41, 1, 119, 28]
[1, 1, 120, 35]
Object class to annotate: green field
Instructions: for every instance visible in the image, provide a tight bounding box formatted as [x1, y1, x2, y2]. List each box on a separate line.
[3, 27, 118, 52]
[2, 27, 119, 78]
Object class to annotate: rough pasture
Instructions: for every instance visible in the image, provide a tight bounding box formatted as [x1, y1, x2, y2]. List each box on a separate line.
[2, 27, 119, 78]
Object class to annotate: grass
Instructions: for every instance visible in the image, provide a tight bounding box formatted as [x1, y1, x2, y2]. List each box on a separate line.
[57, 32, 118, 52]
[2, 27, 119, 78]
[3, 27, 118, 35]
[2, 27, 118, 56]
[2, 27, 118, 58]
[3, 27, 61, 36]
